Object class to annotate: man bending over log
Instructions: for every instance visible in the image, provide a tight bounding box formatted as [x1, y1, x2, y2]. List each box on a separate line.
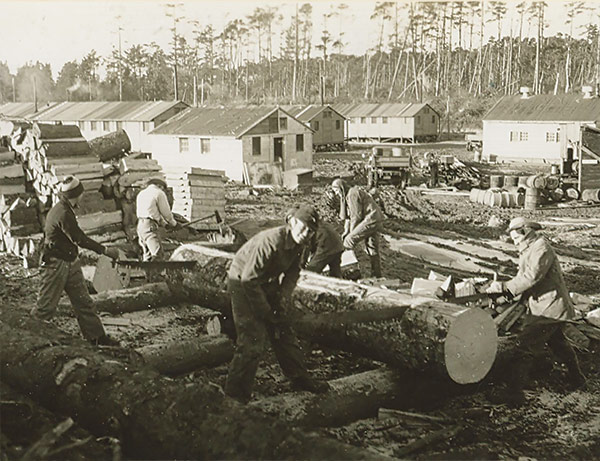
[486, 217, 586, 406]
[225, 205, 331, 403]
[331, 178, 384, 277]
[31, 175, 120, 346]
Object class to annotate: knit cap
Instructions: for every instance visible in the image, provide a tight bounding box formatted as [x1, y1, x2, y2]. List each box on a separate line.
[60, 175, 84, 199]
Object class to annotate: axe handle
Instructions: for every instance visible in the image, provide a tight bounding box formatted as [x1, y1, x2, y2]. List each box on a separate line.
[181, 211, 221, 228]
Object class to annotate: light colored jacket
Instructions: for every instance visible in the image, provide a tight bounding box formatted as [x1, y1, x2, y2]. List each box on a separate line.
[136, 184, 177, 227]
[505, 233, 574, 320]
[344, 186, 384, 232]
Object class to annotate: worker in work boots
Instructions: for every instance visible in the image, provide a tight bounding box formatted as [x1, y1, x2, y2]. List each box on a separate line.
[486, 217, 586, 406]
[136, 178, 178, 262]
[286, 209, 344, 278]
[31, 175, 120, 346]
[225, 205, 331, 403]
[331, 178, 384, 277]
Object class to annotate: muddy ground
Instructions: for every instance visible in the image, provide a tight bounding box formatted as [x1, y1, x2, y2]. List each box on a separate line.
[1, 144, 599, 459]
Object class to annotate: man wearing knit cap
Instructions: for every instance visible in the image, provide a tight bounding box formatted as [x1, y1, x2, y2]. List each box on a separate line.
[486, 217, 586, 406]
[225, 205, 330, 403]
[331, 178, 384, 277]
[136, 177, 178, 261]
[31, 175, 120, 346]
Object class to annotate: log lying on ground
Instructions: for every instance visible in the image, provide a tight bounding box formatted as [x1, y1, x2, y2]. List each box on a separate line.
[0, 310, 388, 460]
[167, 244, 498, 384]
[89, 130, 131, 162]
[130, 334, 234, 375]
[59, 282, 175, 314]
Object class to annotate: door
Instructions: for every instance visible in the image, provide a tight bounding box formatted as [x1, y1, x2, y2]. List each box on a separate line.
[274, 137, 284, 164]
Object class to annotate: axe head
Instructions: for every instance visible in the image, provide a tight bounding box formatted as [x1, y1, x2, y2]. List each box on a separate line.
[214, 210, 222, 224]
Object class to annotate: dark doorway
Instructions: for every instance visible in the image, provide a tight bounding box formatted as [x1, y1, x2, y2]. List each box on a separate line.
[274, 137, 283, 163]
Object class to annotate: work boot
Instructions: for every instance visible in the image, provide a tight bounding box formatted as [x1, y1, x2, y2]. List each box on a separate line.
[369, 255, 382, 278]
[90, 335, 120, 347]
[290, 376, 331, 394]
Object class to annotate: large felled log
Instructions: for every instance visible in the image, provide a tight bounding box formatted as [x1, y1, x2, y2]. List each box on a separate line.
[89, 130, 131, 162]
[40, 141, 92, 158]
[167, 244, 498, 384]
[0, 310, 385, 460]
[130, 334, 233, 375]
[33, 123, 83, 140]
[59, 282, 174, 314]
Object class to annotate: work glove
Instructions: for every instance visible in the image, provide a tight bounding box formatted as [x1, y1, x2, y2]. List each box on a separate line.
[343, 234, 355, 250]
[104, 247, 120, 260]
[486, 281, 506, 294]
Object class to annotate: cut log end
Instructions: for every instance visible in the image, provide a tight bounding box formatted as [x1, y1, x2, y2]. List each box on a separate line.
[444, 307, 498, 384]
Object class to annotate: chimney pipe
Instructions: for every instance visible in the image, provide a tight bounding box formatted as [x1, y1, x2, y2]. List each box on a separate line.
[582, 85, 593, 99]
[519, 86, 531, 99]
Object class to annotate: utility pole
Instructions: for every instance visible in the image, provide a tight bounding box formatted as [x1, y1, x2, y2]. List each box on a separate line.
[12, 76, 15, 102]
[33, 76, 38, 113]
[193, 74, 197, 106]
[118, 23, 123, 101]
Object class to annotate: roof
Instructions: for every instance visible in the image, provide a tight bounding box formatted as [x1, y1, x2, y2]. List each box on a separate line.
[0, 102, 57, 119]
[281, 104, 346, 122]
[484, 94, 600, 122]
[332, 102, 437, 118]
[31, 101, 187, 122]
[150, 106, 312, 137]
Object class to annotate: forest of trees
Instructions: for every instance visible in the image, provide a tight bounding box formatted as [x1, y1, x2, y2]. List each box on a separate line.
[1, 1, 599, 131]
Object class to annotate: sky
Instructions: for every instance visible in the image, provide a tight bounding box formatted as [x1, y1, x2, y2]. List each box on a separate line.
[1, 0, 599, 78]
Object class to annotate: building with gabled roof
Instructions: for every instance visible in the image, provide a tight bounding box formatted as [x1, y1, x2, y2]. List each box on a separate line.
[332, 102, 439, 143]
[30, 101, 188, 152]
[149, 106, 314, 184]
[282, 104, 345, 151]
[482, 87, 600, 163]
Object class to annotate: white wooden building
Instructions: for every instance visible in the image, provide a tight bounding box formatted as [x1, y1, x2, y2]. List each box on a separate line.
[149, 106, 313, 184]
[282, 104, 346, 150]
[333, 102, 439, 143]
[483, 87, 600, 163]
[30, 101, 188, 153]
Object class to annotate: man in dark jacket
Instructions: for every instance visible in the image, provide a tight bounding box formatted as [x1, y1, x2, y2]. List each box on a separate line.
[487, 217, 586, 406]
[225, 205, 331, 403]
[331, 178, 384, 277]
[30, 175, 120, 346]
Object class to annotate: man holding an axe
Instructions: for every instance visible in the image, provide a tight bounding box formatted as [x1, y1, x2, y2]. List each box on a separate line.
[136, 178, 178, 261]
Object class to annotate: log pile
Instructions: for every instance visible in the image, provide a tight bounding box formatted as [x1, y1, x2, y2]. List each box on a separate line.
[0, 195, 42, 266]
[164, 167, 226, 228]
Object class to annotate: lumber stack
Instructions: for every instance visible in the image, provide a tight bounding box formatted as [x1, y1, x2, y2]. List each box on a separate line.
[164, 167, 226, 227]
[0, 195, 42, 266]
[0, 160, 26, 195]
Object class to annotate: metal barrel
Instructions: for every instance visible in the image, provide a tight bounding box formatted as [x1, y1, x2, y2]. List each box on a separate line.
[524, 187, 540, 210]
[581, 188, 600, 202]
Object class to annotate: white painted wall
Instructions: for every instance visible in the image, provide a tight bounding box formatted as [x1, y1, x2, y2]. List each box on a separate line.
[150, 134, 244, 181]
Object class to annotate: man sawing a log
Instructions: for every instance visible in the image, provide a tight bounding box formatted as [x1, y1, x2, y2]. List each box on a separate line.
[30, 175, 120, 346]
[225, 204, 331, 404]
[486, 217, 586, 406]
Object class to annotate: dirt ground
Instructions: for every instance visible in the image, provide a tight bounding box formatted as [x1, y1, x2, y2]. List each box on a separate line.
[1, 144, 599, 459]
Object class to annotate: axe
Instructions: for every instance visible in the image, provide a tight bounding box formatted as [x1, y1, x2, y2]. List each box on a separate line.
[180, 210, 222, 229]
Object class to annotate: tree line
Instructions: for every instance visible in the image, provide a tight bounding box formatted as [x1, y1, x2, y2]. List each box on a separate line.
[1, 1, 599, 131]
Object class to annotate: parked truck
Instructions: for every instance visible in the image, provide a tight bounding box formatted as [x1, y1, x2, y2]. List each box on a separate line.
[364, 146, 412, 189]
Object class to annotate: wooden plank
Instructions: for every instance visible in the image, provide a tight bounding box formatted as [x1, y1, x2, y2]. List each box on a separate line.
[119, 158, 161, 175]
[77, 210, 122, 232]
[93, 253, 130, 293]
[51, 163, 103, 177]
[0, 164, 24, 179]
[189, 168, 226, 177]
[45, 155, 98, 166]
[0, 184, 26, 195]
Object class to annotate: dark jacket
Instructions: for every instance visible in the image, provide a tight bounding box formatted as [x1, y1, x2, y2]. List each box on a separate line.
[42, 197, 105, 262]
[303, 221, 344, 265]
[505, 233, 574, 320]
[228, 225, 303, 318]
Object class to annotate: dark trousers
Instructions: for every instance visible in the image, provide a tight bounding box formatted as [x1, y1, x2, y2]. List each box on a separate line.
[32, 257, 105, 341]
[510, 315, 580, 389]
[306, 251, 343, 278]
[225, 278, 309, 402]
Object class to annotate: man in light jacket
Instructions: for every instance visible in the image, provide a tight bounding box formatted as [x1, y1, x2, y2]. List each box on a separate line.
[331, 178, 384, 277]
[487, 217, 585, 406]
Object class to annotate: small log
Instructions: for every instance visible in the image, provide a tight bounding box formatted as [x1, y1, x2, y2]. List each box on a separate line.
[167, 244, 499, 384]
[33, 123, 83, 140]
[41, 141, 91, 158]
[77, 210, 122, 233]
[130, 334, 233, 375]
[1, 311, 383, 460]
[89, 130, 131, 162]
[394, 425, 462, 458]
[21, 418, 74, 461]
[378, 408, 449, 424]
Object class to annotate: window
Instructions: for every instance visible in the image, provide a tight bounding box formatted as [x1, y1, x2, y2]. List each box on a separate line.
[116, 121, 123, 130]
[382, 117, 388, 124]
[103, 121, 110, 131]
[296, 134, 304, 151]
[360, 117, 366, 124]
[269, 117, 278, 133]
[546, 132, 558, 142]
[510, 131, 519, 142]
[313, 121, 320, 131]
[519, 132, 528, 141]
[252, 137, 261, 156]
[143, 121, 152, 132]
[91, 121, 99, 131]
[336, 120, 341, 130]
[179, 137, 189, 153]
[323, 111, 332, 118]
[431, 115, 435, 123]
[424, 107, 429, 113]
[279, 117, 287, 130]
[200, 138, 211, 153]
[416, 116, 421, 125]
[371, 117, 378, 123]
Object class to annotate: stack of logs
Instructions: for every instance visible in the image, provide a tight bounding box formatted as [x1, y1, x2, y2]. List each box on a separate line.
[165, 167, 226, 227]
